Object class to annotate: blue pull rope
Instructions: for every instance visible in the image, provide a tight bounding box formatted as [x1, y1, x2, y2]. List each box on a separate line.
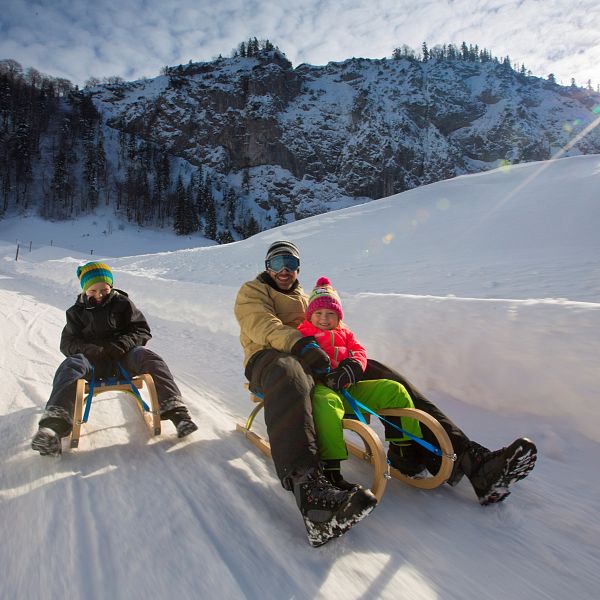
[82, 367, 95, 423]
[118, 363, 150, 412]
[251, 382, 443, 457]
[341, 388, 443, 457]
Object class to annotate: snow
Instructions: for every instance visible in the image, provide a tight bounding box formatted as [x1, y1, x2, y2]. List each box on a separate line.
[1, 155, 599, 599]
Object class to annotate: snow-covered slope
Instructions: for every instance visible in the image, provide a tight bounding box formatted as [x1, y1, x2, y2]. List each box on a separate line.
[1, 156, 599, 599]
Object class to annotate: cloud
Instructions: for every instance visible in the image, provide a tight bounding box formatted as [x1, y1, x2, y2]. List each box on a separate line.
[1, 0, 598, 87]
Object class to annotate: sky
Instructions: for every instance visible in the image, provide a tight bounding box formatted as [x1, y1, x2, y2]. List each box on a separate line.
[1, 155, 599, 598]
[2, 0, 600, 89]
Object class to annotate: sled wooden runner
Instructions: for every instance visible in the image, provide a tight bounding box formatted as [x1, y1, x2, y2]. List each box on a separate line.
[347, 408, 455, 491]
[236, 388, 455, 501]
[71, 374, 161, 449]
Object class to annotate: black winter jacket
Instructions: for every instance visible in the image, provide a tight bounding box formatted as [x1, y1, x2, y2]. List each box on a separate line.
[60, 289, 151, 375]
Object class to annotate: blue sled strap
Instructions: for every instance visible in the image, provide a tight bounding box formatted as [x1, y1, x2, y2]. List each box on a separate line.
[341, 388, 444, 458]
[82, 367, 96, 423]
[118, 363, 150, 412]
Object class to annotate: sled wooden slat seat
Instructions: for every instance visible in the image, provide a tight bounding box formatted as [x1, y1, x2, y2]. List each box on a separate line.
[237, 385, 455, 501]
[70, 374, 161, 449]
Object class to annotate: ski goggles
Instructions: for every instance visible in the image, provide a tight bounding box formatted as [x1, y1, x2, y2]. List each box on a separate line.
[265, 254, 300, 273]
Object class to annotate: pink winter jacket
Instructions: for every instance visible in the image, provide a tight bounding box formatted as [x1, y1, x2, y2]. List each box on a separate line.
[297, 320, 368, 371]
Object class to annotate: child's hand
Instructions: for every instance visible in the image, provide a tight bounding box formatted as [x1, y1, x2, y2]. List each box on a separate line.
[324, 359, 363, 391]
[83, 344, 105, 363]
[104, 342, 126, 360]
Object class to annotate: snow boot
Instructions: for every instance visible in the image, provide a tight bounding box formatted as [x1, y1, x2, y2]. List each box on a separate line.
[293, 468, 377, 547]
[175, 418, 198, 438]
[164, 408, 198, 438]
[464, 438, 537, 505]
[387, 440, 427, 477]
[31, 427, 62, 456]
[323, 459, 361, 492]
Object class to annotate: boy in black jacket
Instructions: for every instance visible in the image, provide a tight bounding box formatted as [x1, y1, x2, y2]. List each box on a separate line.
[32, 262, 197, 456]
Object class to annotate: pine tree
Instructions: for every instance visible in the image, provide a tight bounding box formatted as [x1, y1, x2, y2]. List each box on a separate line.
[461, 42, 469, 60]
[225, 188, 237, 223]
[172, 176, 199, 235]
[186, 180, 199, 232]
[216, 230, 234, 244]
[50, 148, 72, 218]
[244, 216, 260, 238]
[155, 152, 171, 226]
[204, 196, 217, 240]
[174, 176, 188, 235]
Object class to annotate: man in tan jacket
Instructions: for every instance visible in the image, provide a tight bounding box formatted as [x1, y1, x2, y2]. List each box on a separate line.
[234, 240, 377, 547]
[235, 241, 538, 546]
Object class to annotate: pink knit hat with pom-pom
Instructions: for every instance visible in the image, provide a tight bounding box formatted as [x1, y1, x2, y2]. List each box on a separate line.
[306, 277, 344, 321]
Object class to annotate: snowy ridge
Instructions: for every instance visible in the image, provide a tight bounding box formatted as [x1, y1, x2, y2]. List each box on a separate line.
[1, 156, 599, 598]
[96, 53, 600, 196]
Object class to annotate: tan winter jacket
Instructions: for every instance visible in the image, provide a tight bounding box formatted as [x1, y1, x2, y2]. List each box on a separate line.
[234, 274, 309, 367]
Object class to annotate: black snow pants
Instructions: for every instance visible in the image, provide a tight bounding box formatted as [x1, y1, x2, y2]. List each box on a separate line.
[246, 349, 320, 489]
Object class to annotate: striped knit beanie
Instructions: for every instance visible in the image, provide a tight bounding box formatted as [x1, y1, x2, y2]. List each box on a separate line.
[265, 240, 300, 261]
[76, 262, 113, 292]
[306, 277, 344, 321]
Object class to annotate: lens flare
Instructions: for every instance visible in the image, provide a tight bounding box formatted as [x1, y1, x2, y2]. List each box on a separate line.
[436, 197, 450, 210]
[458, 112, 600, 239]
[382, 233, 394, 244]
[565, 118, 584, 133]
[416, 208, 429, 223]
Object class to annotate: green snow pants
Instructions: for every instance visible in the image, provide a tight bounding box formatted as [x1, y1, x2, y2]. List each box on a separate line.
[312, 378, 423, 461]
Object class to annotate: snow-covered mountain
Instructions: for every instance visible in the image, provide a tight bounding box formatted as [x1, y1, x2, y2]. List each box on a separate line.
[96, 51, 600, 192]
[1, 155, 599, 599]
[2, 48, 600, 239]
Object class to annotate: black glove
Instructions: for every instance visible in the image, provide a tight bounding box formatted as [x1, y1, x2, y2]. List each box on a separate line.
[83, 344, 105, 364]
[324, 358, 364, 391]
[104, 342, 126, 361]
[291, 336, 331, 376]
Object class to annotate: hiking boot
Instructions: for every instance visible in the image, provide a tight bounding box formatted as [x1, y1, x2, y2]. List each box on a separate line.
[387, 440, 426, 477]
[323, 459, 361, 492]
[164, 408, 198, 438]
[293, 468, 377, 547]
[464, 438, 537, 505]
[31, 427, 62, 456]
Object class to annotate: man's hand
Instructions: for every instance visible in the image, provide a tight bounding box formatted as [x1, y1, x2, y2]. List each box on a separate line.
[324, 358, 363, 391]
[291, 336, 331, 376]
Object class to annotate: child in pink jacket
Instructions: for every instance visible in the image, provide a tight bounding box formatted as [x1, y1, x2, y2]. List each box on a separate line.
[298, 277, 423, 489]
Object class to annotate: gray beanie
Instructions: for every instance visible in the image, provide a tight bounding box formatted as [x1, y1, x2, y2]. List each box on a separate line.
[265, 240, 300, 261]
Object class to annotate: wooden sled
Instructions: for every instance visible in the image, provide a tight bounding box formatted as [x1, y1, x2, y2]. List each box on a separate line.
[70, 374, 161, 449]
[236, 388, 455, 501]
